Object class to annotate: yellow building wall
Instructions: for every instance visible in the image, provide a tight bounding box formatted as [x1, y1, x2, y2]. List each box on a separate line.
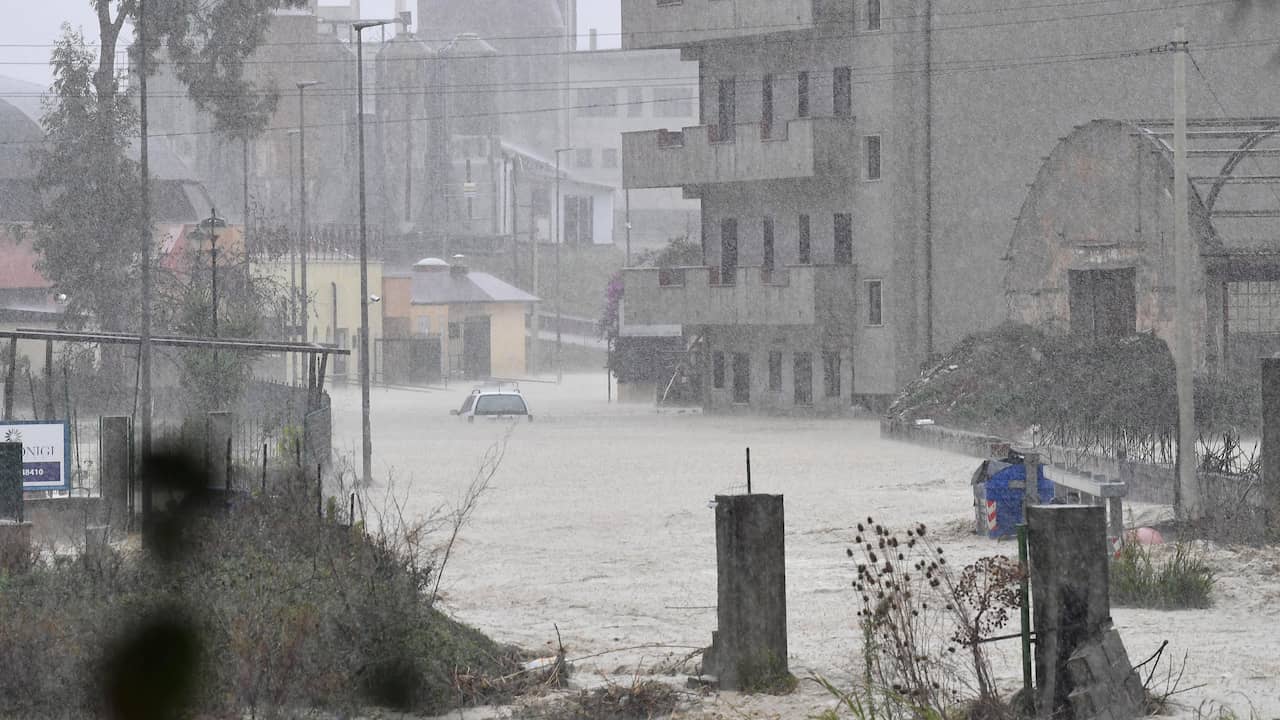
[254, 258, 382, 380]
[486, 303, 528, 378]
[403, 301, 529, 378]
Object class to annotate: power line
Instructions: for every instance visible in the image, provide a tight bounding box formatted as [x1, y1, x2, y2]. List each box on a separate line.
[0, 38, 1202, 148]
[0, 0, 1239, 51]
[0, 0, 1240, 67]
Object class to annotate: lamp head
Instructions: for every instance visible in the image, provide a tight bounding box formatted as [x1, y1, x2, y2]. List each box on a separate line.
[296, 80, 321, 90]
[354, 20, 391, 31]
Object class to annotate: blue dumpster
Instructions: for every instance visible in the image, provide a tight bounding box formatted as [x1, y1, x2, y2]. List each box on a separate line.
[971, 456, 1055, 538]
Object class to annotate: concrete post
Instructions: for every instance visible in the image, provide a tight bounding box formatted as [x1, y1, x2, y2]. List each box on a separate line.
[1023, 451, 1040, 505]
[99, 416, 131, 530]
[704, 494, 788, 690]
[0, 442, 19, 521]
[1027, 505, 1110, 719]
[0, 441, 30, 573]
[206, 412, 233, 491]
[1262, 358, 1280, 528]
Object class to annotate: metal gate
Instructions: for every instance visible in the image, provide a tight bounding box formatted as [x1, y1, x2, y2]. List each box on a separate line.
[380, 336, 442, 385]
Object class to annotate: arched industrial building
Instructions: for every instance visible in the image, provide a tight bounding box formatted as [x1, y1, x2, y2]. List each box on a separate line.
[1006, 117, 1280, 372]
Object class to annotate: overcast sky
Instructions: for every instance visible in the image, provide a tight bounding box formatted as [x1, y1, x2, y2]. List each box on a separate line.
[0, 0, 621, 91]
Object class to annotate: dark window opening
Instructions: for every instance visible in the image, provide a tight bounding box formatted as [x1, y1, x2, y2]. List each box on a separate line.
[797, 71, 810, 118]
[716, 78, 736, 142]
[712, 350, 725, 389]
[564, 195, 594, 246]
[867, 0, 881, 30]
[732, 352, 750, 404]
[761, 73, 774, 139]
[867, 280, 884, 326]
[823, 351, 842, 398]
[768, 351, 782, 391]
[865, 135, 881, 180]
[834, 213, 853, 265]
[793, 352, 813, 405]
[834, 67, 852, 117]
[720, 217, 738, 284]
[798, 214, 811, 264]
[762, 216, 775, 274]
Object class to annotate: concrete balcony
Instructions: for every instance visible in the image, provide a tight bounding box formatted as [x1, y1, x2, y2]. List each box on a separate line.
[620, 263, 858, 328]
[622, 0, 847, 50]
[623, 117, 854, 189]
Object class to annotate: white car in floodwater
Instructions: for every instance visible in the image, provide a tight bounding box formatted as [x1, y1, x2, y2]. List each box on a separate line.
[451, 384, 533, 422]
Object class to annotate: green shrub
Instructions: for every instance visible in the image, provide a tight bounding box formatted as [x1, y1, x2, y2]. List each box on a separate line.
[1111, 541, 1215, 609]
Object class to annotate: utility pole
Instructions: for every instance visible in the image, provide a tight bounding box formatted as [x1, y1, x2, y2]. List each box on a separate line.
[287, 129, 299, 384]
[554, 147, 573, 384]
[625, 189, 632, 266]
[138, 0, 154, 533]
[1172, 26, 1201, 520]
[297, 81, 320, 347]
[242, 137, 250, 259]
[354, 21, 389, 486]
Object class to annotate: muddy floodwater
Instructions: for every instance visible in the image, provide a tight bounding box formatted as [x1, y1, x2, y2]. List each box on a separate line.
[329, 376, 1280, 716]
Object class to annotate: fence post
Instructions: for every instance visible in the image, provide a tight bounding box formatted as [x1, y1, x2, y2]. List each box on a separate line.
[0, 441, 30, 573]
[100, 416, 132, 532]
[703, 493, 788, 690]
[1027, 505, 1112, 718]
[206, 411, 233, 491]
[1262, 358, 1280, 529]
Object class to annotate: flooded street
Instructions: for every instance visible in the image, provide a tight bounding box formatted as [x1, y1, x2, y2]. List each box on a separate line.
[330, 377, 1280, 715]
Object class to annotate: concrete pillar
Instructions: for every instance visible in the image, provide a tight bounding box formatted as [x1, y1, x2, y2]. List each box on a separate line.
[0, 442, 19, 521]
[1262, 358, 1280, 528]
[704, 494, 788, 690]
[1027, 505, 1110, 719]
[99, 416, 131, 530]
[206, 411, 233, 491]
[0, 442, 30, 573]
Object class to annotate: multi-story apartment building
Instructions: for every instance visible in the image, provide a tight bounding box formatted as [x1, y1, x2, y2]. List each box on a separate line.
[618, 0, 1280, 413]
[618, 0, 912, 412]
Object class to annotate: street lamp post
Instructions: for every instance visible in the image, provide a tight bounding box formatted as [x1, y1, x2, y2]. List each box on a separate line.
[287, 129, 299, 384]
[297, 81, 320, 348]
[354, 20, 390, 486]
[554, 147, 573, 385]
[201, 208, 227, 336]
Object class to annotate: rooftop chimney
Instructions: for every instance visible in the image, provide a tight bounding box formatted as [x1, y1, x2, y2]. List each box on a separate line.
[450, 254, 468, 276]
[589, 28, 597, 51]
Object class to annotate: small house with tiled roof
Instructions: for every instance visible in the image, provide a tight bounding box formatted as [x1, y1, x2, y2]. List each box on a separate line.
[382, 256, 537, 381]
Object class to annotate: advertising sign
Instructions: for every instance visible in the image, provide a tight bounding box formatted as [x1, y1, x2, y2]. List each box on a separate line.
[0, 421, 71, 492]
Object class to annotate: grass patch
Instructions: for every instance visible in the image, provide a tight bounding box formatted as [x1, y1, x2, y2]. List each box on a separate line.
[737, 649, 798, 695]
[1111, 541, 1215, 609]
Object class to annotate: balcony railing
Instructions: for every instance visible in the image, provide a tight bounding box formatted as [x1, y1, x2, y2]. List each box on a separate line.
[620, 263, 857, 328]
[623, 116, 854, 189]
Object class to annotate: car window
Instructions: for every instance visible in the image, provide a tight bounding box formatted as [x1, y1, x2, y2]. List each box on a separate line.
[459, 394, 475, 414]
[474, 394, 528, 415]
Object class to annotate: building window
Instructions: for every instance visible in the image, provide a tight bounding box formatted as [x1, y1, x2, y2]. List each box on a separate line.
[834, 213, 853, 265]
[716, 78, 736, 142]
[713, 350, 725, 389]
[761, 73, 774, 139]
[867, 0, 881, 30]
[575, 87, 617, 117]
[719, 217, 738, 284]
[732, 352, 750, 404]
[653, 86, 694, 117]
[575, 148, 593, 168]
[865, 135, 881, 180]
[833, 66, 851, 117]
[867, 280, 884, 326]
[563, 195, 594, 245]
[797, 70, 809, 118]
[793, 352, 813, 405]
[762, 216, 775, 273]
[798, 214, 811, 264]
[768, 351, 782, 391]
[602, 148, 619, 168]
[627, 86, 645, 117]
[823, 351, 842, 398]
[448, 322, 461, 339]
